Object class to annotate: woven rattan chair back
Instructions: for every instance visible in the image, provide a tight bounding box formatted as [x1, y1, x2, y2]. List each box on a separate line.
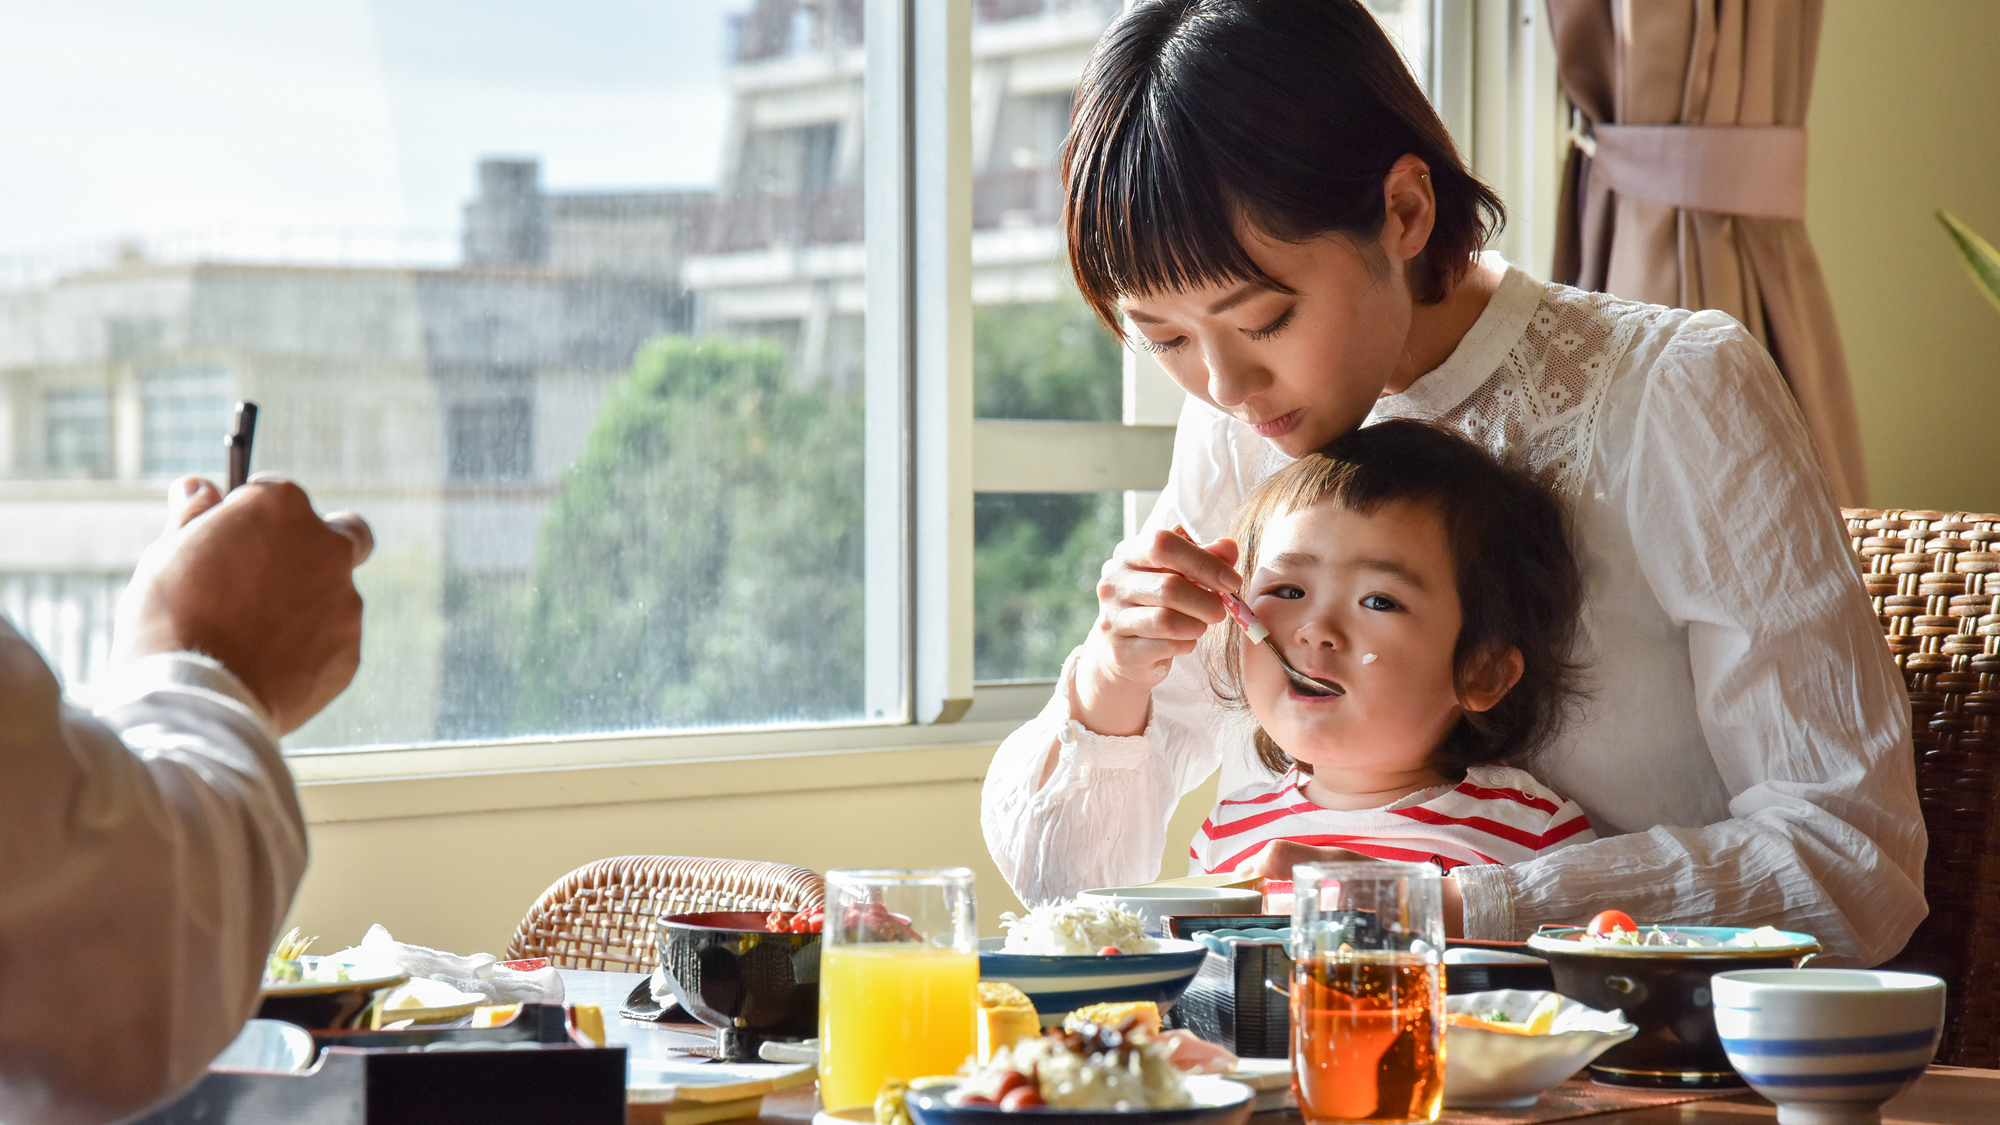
[1844, 509, 2000, 1068]
[506, 855, 825, 972]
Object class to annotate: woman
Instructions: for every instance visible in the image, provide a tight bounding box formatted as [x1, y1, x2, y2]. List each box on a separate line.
[979, 0, 1923, 966]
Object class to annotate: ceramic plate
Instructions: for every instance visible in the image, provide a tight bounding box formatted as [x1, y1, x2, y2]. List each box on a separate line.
[259, 956, 409, 997]
[977, 938, 1208, 1026]
[908, 1075, 1254, 1125]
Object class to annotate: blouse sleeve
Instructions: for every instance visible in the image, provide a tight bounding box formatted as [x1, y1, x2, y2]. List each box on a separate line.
[0, 623, 307, 1125]
[1456, 314, 1926, 965]
[981, 396, 1254, 907]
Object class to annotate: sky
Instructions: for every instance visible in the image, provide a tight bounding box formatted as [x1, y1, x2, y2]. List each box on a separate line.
[0, 0, 744, 258]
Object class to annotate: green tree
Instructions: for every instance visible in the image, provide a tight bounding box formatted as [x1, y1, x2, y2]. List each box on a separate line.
[516, 335, 864, 733]
[973, 290, 1127, 680]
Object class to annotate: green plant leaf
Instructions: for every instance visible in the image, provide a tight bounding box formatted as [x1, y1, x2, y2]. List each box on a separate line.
[1937, 209, 2000, 315]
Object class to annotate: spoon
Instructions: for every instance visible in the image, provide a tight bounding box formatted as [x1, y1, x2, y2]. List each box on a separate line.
[1171, 524, 1344, 697]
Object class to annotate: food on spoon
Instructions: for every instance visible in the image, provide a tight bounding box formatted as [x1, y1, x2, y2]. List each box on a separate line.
[978, 982, 1042, 1062]
[950, 1017, 1194, 1110]
[998, 899, 1156, 955]
[1585, 909, 1636, 937]
[1063, 1001, 1161, 1035]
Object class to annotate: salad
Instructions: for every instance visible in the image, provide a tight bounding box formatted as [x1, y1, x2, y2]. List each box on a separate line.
[1567, 910, 1798, 949]
[950, 1017, 1193, 1111]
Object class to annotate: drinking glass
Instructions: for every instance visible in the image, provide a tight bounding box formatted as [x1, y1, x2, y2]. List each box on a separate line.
[1290, 861, 1446, 1125]
[817, 868, 979, 1111]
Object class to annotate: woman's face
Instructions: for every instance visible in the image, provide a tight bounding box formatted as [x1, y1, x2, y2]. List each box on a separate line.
[1241, 497, 1465, 788]
[1119, 226, 1416, 459]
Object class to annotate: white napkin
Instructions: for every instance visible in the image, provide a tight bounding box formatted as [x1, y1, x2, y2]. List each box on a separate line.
[335, 924, 565, 1006]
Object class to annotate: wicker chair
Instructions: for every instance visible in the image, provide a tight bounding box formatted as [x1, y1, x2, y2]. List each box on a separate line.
[1843, 509, 2000, 1069]
[506, 855, 825, 972]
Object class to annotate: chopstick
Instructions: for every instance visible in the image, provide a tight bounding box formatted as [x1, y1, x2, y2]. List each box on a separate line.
[226, 401, 259, 492]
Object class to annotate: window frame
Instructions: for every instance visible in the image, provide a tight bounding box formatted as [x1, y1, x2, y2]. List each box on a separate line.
[281, 0, 1557, 783]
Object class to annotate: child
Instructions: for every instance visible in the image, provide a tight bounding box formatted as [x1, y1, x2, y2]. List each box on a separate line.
[1190, 419, 1595, 894]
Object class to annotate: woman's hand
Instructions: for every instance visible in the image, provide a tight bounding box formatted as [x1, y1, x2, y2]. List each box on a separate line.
[1070, 529, 1244, 737]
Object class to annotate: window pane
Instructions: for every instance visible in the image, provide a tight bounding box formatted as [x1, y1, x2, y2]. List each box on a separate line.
[975, 491, 1120, 683]
[969, 1, 1124, 682]
[1, 0, 875, 746]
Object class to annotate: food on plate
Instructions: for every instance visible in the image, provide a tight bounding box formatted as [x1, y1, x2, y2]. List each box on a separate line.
[1585, 909, 1636, 937]
[876, 1080, 912, 1125]
[1063, 1001, 1161, 1035]
[998, 900, 1157, 955]
[1565, 920, 1797, 949]
[470, 1003, 522, 1027]
[978, 982, 1042, 1062]
[765, 905, 827, 934]
[1445, 992, 1562, 1035]
[949, 1018, 1194, 1111]
[262, 926, 336, 985]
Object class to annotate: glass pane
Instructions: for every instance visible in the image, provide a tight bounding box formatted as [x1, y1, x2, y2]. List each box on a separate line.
[975, 492, 1121, 683]
[1, 0, 874, 745]
[969, 1, 1125, 682]
[1364, 0, 1432, 92]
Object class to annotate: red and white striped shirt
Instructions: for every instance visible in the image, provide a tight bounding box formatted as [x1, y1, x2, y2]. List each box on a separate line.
[1191, 764, 1597, 878]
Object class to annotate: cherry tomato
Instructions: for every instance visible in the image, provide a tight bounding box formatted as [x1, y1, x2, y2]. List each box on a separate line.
[1001, 1086, 1046, 1111]
[1587, 909, 1637, 936]
[992, 1071, 1033, 1099]
[1097, 945, 1124, 956]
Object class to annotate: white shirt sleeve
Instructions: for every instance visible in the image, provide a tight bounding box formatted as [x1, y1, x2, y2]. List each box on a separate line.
[1456, 314, 1926, 965]
[0, 621, 308, 1125]
[981, 396, 1259, 907]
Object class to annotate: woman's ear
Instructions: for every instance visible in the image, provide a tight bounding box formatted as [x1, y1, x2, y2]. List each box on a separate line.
[1459, 645, 1523, 713]
[1380, 153, 1435, 266]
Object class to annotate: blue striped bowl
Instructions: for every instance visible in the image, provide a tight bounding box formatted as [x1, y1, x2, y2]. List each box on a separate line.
[978, 938, 1209, 1028]
[1711, 969, 1944, 1124]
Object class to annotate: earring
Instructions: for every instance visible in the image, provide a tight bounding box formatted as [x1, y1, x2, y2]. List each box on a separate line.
[1361, 653, 1378, 664]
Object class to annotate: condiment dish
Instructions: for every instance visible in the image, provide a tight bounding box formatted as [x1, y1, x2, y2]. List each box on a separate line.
[1443, 989, 1636, 1108]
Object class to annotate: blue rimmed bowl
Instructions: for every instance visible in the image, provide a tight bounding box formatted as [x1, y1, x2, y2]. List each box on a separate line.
[977, 938, 1208, 1027]
[907, 1075, 1254, 1125]
[1711, 969, 1943, 1124]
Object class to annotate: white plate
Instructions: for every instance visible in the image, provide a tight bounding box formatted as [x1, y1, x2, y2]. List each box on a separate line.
[259, 956, 408, 996]
[626, 1059, 818, 1105]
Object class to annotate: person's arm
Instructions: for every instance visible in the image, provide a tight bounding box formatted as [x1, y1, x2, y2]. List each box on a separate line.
[1454, 315, 1925, 965]
[0, 638, 304, 1125]
[0, 476, 370, 1124]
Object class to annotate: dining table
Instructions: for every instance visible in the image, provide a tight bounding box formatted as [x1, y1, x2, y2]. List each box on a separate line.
[560, 970, 2000, 1125]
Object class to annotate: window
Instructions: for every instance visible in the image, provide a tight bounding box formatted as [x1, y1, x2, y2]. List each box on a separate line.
[3, 0, 1520, 760]
[142, 365, 233, 478]
[43, 386, 111, 478]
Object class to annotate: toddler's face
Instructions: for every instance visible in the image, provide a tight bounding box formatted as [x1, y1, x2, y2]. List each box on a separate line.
[1242, 497, 1466, 789]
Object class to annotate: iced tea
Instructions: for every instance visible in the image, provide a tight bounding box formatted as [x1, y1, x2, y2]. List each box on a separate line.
[1291, 950, 1443, 1124]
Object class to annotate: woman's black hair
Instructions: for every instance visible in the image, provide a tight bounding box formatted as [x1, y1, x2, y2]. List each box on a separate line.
[1063, 0, 1504, 329]
[1201, 420, 1585, 780]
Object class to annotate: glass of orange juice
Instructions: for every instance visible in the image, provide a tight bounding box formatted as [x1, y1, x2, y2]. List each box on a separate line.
[817, 868, 978, 1112]
[1291, 861, 1446, 1125]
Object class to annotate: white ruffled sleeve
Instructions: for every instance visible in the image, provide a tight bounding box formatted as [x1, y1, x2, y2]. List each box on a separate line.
[981, 395, 1262, 906]
[1457, 313, 1925, 964]
[0, 622, 307, 1125]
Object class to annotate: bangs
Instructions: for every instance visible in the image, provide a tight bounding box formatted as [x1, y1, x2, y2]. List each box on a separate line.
[1062, 46, 1291, 334]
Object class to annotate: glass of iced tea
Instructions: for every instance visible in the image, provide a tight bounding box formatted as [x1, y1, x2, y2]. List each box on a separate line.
[817, 868, 979, 1112]
[1290, 861, 1446, 1125]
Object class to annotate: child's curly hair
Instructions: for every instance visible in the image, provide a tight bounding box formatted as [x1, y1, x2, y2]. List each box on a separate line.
[1200, 419, 1586, 779]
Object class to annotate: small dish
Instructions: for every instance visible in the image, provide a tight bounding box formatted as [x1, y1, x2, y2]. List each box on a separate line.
[1443, 990, 1636, 1108]
[906, 1075, 1255, 1125]
[209, 1019, 317, 1073]
[1078, 888, 1263, 936]
[256, 957, 410, 1030]
[977, 938, 1209, 1027]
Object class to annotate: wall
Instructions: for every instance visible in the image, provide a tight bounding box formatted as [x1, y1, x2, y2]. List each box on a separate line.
[1810, 1, 2000, 513]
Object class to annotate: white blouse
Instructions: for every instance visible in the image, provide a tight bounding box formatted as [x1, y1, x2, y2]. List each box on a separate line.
[0, 620, 306, 1122]
[980, 259, 1926, 967]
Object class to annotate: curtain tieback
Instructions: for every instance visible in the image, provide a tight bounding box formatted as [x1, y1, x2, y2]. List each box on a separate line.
[1587, 123, 1807, 221]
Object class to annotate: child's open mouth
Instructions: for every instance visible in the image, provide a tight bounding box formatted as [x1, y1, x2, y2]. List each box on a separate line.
[1290, 677, 1344, 699]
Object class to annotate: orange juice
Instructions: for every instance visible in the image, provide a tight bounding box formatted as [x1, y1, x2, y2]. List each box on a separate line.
[818, 944, 979, 1110]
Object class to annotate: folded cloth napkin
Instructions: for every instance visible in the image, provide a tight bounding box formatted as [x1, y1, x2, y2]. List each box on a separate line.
[335, 924, 565, 1006]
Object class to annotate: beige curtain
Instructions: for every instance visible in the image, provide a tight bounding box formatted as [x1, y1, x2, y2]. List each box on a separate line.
[1545, 0, 1868, 505]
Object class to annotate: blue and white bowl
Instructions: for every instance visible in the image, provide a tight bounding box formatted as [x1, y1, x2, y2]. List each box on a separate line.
[978, 938, 1208, 1028]
[1711, 969, 1944, 1125]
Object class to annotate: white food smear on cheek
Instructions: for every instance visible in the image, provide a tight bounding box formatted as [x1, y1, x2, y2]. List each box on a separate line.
[1361, 653, 1378, 664]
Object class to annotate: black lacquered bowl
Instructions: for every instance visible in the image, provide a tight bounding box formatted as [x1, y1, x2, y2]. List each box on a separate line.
[656, 910, 821, 1061]
[1527, 926, 1818, 1089]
